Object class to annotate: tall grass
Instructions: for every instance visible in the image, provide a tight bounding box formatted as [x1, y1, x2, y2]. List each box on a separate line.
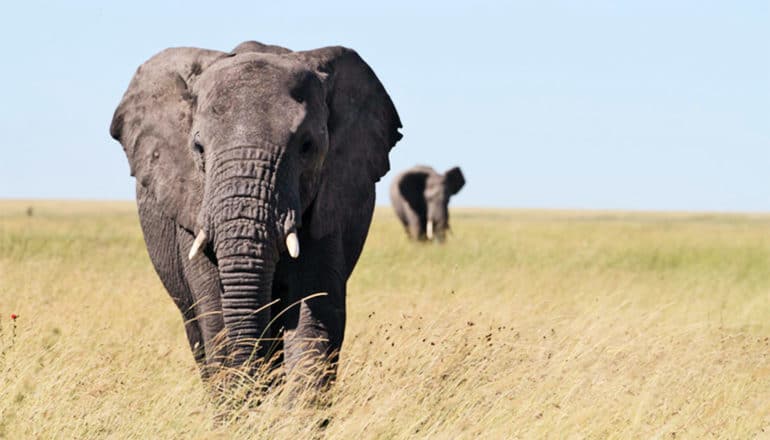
[1, 201, 769, 438]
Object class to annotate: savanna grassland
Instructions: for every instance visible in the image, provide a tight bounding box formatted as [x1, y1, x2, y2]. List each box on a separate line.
[1, 200, 769, 438]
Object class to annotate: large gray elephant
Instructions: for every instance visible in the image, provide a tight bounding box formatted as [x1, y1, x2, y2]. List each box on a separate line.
[109, 41, 402, 387]
[390, 166, 464, 242]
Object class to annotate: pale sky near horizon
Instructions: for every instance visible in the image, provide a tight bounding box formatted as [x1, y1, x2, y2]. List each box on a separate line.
[0, 1, 767, 211]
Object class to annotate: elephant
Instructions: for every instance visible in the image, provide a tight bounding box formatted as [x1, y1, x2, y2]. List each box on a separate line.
[389, 166, 464, 242]
[109, 40, 402, 388]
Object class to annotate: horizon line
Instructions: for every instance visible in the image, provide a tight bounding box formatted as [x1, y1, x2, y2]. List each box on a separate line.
[1, 197, 767, 216]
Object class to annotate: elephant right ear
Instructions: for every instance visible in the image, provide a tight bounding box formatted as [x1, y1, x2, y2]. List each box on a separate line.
[109, 47, 226, 231]
[445, 167, 465, 195]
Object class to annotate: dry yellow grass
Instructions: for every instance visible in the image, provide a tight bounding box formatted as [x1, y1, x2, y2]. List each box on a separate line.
[1, 200, 769, 438]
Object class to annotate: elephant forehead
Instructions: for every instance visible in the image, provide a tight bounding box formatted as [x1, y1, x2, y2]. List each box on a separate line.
[198, 52, 310, 88]
[425, 174, 445, 189]
[194, 59, 319, 119]
[424, 184, 445, 200]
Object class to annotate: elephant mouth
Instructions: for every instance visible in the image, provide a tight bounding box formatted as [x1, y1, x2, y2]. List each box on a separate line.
[188, 228, 300, 261]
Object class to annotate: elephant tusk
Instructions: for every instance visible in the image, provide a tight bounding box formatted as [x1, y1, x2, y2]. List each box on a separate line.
[426, 220, 434, 240]
[188, 230, 207, 260]
[286, 232, 300, 259]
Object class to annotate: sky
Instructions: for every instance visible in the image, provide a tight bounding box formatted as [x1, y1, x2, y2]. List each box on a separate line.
[0, 1, 767, 211]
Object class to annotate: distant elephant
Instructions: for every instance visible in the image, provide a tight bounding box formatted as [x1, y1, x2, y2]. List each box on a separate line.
[109, 41, 402, 388]
[390, 166, 465, 242]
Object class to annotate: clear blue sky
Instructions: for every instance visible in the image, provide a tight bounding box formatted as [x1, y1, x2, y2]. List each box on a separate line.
[0, 1, 767, 211]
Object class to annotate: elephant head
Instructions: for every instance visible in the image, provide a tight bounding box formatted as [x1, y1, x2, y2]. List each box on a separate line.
[390, 165, 465, 242]
[110, 43, 401, 369]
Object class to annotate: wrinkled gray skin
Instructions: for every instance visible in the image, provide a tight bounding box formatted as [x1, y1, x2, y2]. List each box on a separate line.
[110, 41, 402, 388]
[390, 166, 464, 242]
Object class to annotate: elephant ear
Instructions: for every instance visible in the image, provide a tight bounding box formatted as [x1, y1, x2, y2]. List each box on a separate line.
[398, 170, 428, 212]
[109, 47, 226, 231]
[445, 167, 465, 195]
[296, 46, 403, 239]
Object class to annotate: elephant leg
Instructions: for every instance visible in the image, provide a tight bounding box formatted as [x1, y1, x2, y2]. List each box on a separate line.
[283, 235, 347, 390]
[392, 199, 410, 229]
[176, 228, 227, 375]
[136, 187, 206, 370]
[407, 219, 423, 240]
[399, 201, 424, 240]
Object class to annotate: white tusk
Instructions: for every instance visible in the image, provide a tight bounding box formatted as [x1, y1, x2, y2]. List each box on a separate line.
[286, 232, 300, 259]
[188, 230, 207, 260]
[426, 220, 434, 240]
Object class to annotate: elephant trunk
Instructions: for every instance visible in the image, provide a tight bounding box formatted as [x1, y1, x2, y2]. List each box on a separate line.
[205, 144, 295, 370]
[216, 225, 276, 369]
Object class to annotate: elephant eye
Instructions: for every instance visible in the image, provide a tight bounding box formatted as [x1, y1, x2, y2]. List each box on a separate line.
[301, 139, 313, 155]
[193, 132, 205, 154]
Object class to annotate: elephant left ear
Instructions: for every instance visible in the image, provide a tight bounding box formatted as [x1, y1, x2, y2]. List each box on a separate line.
[445, 167, 465, 195]
[295, 47, 403, 239]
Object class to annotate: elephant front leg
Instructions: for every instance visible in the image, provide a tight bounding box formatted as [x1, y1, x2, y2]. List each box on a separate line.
[177, 227, 227, 376]
[401, 205, 425, 240]
[282, 237, 346, 390]
[283, 292, 345, 390]
[137, 189, 207, 374]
